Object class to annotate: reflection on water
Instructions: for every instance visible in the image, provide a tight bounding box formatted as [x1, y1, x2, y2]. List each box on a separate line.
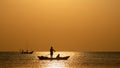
[39, 61, 66, 68]
[0, 52, 120, 68]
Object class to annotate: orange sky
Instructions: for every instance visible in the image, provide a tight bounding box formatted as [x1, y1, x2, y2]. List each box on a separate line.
[0, 0, 120, 51]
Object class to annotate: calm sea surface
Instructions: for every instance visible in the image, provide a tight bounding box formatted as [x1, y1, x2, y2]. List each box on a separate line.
[0, 52, 120, 68]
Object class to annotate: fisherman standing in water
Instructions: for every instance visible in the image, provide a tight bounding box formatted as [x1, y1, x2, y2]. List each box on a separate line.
[50, 46, 55, 58]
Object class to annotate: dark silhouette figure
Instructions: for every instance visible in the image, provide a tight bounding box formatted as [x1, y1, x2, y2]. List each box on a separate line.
[56, 54, 60, 58]
[50, 46, 55, 58]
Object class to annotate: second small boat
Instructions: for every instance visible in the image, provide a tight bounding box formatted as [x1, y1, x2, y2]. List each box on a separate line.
[20, 50, 34, 54]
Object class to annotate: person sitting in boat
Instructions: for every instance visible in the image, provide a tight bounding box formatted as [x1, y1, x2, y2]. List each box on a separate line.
[56, 54, 60, 58]
[50, 46, 55, 58]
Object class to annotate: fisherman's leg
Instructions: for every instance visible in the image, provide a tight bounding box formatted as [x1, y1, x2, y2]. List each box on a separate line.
[50, 53, 53, 58]
[51, 53, 53, 58]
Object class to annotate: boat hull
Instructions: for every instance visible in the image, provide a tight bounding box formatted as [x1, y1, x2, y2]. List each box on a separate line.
[38, 56, 70, 60]
[21, 51, 34, 54]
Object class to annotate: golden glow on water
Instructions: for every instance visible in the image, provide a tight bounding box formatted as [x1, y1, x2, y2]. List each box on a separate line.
[46, 61, 66, 68]
[47, 62, 60, 68]
[1, 52, 120, 68]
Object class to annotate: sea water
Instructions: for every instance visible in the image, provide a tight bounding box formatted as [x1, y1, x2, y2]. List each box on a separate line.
[0, 52, 120, 68]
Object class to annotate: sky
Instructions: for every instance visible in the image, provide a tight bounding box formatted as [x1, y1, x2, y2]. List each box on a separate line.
[0, 0, 120, 51]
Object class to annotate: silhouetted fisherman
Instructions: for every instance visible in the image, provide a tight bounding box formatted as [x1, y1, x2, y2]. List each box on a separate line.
[50, 46, 55, 58]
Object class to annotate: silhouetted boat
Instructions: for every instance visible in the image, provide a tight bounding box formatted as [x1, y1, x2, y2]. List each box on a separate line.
[20, 50, 34, 54]
[38, 56, 70, 60]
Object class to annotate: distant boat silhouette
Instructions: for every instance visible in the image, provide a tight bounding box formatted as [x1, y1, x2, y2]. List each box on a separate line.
[20, 40, 34, 54]
[20, 50, 34, 54]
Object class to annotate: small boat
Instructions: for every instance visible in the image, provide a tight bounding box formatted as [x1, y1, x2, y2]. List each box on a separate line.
[38, 56, 70, 60]
[38, 46, 70, 60]
[20, 50, 34, 54]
